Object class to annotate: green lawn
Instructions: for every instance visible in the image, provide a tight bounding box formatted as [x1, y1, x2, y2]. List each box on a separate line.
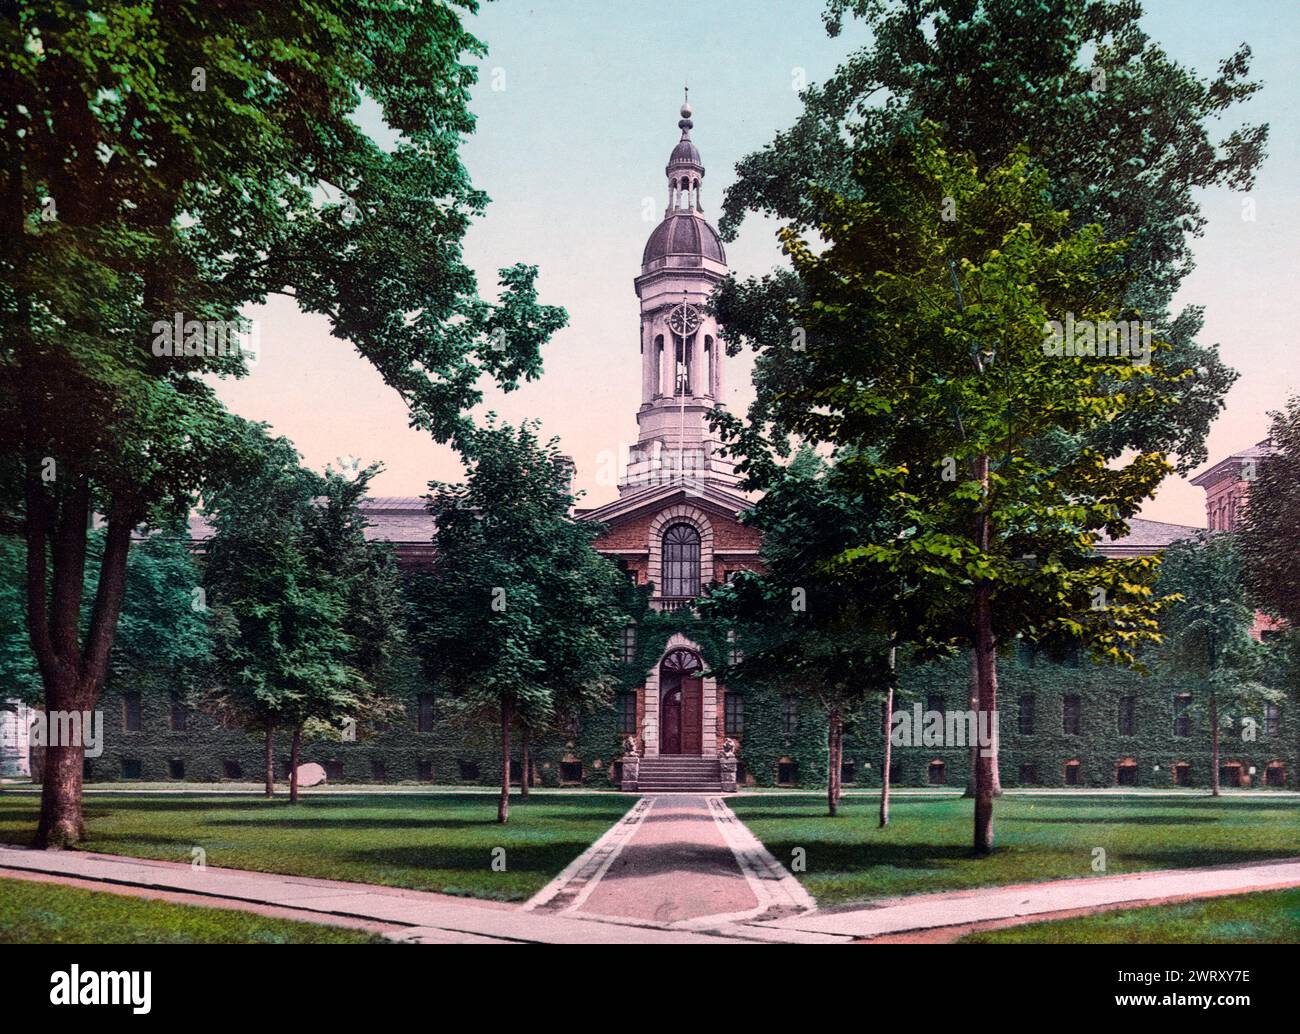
[729, 793, 1300, 907]
[961, 887, 1300, 943]
[0, 876, 383, 944]
[0, 792, 631, 901]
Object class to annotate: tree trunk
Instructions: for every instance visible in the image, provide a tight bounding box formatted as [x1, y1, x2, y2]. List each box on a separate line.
[27, 485, 136, 849]
[964, 650, 978, 798]
[519, 725, 531, 800]
[289, 727, 302, 803]
[827, 707, 842, 817]
[1210, 688, 1220, 797]
[264, 726, 275, 798]
[880, 648, 895, 828]
[35, 738, 86, 848]
[972, 453, 998, 855]
[498, 701, 512, 824]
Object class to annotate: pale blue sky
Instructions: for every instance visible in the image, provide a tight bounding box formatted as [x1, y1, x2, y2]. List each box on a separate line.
[217, 0, 1300, 526]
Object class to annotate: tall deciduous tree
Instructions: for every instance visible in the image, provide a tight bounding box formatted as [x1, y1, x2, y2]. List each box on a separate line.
[0, 1, 565, 845]
[717, 0, 1261, 471]
[411, 420, 626, 823]
[202, 427, 403, 801]
[730, 124, 1170, 853]
[701, 445, 900, 818]
[1157, 533, 1276, 796]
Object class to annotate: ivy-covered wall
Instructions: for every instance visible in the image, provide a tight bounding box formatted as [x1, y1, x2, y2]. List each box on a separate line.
[87, 641, 1297, 792]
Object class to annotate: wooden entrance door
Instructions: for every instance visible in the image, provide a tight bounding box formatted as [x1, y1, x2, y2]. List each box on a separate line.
[659, 649, 704, 755]
[661, 686, 682, 754]
[681, 676, 703, 754]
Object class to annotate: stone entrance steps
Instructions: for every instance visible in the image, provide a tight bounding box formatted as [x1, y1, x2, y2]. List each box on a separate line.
[637, 756, 723, 793]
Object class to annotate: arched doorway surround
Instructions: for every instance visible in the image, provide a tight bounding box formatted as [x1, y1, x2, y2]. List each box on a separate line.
[659, 648, 703, 754]
[640, 634, 717, 757]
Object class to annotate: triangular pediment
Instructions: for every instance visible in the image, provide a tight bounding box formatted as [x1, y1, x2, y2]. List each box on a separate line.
[579, 481, 753, 529]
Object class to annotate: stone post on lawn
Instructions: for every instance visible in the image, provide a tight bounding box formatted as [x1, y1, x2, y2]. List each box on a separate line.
[620, 735, 640, 792]
[719, 737, 737, 793]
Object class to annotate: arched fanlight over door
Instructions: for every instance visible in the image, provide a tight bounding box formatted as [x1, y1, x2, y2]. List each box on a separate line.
[662, 523, 701, 598]
[661, 647, 703, 675]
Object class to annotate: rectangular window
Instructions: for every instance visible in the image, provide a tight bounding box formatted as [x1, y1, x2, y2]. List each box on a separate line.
[1018, 763, 1038, 786]
[725, 694, 744, 737]
[417, 760, 434, 782]
[1264, 702, 1281, 738]
[1064, 762, 1081, 786]
[888, 761, 901, 785]
[618, 693, 637, 736]
[559, 761, 583, 784]
[323, 759, 344, 781]
[781, 695, 798, 735]
[123, 692, 142, 733]
[776, 760, 797, 785]
[167, 758, 185, 780]
[927, 761, 946, 785]
[621, 623, 637, 665]
[222, 759, 242, 780]
[1117, 764, 1137, 786]
[370, 758, 387, 783]
[457, 759, 480, 782]
[1174, 763, 1191, 787]
[417, 693, 435, 734]
[1266, 766, 1285, 787]
[1062, 695, 1081, 735]
[1018, 695, 1035, 736]
[1118, 696, 1135, 737]
[121, 758, 142, 780]
[169, 692, 187, 732]
[840, 761, 856, 783]
[926, 694, 945, 719]
[1173, 694, 1192, 738]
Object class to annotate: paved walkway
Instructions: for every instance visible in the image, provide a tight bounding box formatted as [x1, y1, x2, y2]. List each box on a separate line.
[762, 857, 1300, 940]
[4, 803, 1297, 943]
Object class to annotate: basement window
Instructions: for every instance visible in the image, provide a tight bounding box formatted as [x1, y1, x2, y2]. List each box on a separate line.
[776, 760, 797, 786]
[457, 759, 480, 782]
[370, 758, 387, 783]
[927, 760, 946, 785]
[121, 758, 142, 780]
[1018, 764, 1038, 786]
[168, 758, 185, 780]
[324, 760, 344, 781]
[560, 761, 583, 784]
[1173, 763, 1191, 786]
[222, 759, 242, 780]
[1064, 760, 1081, 786]
[417, 760, 434, 782]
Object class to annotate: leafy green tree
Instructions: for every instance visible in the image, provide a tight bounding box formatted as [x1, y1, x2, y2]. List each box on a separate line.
[725, 124, 1170, 853]
[202, 427, 404, 800]
[1239, 398, 1300, 627]
[0, 1, 564, 845]
[701, 446, 899, 818]
[1157, 533, 1277, 796]
[411, 420, 627, 823]
[717, 0, 1263, 470]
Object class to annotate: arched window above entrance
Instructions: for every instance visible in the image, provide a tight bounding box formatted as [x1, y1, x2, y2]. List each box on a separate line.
[662, 523, 701, 597]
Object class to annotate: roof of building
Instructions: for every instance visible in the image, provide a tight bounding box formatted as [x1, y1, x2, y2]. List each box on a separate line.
[1189, 439, 1276, 488]
[1096, 517, 1204, 557]
[642, 211, 726, 266]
